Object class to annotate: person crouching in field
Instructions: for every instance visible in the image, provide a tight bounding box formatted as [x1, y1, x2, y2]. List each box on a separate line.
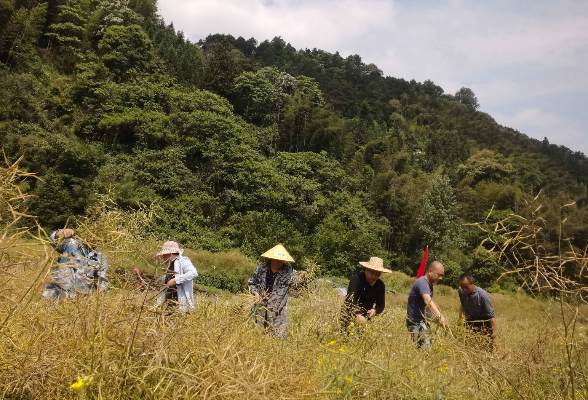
[458, 273, 497, 348]
[406, 261, 447, 350]
[154, 241, 198, 313]
[248, 243, 306, 339]
[340, 257, 390, 335]
[42, 228, 109, 301]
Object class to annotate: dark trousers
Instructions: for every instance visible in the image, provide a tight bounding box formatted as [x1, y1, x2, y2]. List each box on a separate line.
[465, 319, 492, 338]
[465, 319, 494, 350]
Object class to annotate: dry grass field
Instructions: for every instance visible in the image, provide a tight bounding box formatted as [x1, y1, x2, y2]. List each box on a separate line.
[0, 241, 587, 399]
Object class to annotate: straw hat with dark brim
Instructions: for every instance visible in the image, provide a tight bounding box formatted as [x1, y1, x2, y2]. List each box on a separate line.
[260, 243, 295, 263]
[359, 257, 392, 273]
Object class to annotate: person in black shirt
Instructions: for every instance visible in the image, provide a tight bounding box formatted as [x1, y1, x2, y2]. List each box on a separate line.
[341, 257, 391, 333]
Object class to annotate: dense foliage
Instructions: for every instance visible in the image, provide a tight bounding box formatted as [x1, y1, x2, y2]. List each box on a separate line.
[1, 0, 587, 287]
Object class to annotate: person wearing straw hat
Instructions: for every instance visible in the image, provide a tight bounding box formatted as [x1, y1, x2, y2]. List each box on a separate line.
[153, 241, 198, 313]
[248, 243, 306, 339]
[341, 257, 391, 333]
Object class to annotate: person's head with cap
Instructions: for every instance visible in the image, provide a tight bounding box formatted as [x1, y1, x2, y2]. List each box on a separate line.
[154, 240, 183, 262]
[359, 257, 391, 286]
[261, 243, 294, 272]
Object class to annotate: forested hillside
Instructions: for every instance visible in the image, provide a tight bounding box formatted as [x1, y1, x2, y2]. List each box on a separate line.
[1, 0, 587, 287]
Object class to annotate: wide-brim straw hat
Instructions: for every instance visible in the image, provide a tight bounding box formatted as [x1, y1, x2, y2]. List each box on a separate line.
[260, 243, 295, 262]
[359, 257, 392, 273]
[153, 240, 183, 260]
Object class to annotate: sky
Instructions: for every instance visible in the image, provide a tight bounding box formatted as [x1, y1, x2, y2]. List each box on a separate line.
[158, 0, 588, 155]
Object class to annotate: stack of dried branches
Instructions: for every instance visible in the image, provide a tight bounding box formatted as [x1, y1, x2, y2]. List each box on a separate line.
[472, 192, 588, 298]
[471, 192, 588, 400]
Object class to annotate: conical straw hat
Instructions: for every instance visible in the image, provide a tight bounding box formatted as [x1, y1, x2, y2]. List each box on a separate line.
[359, 257, 392, 273]
[260, 243, 295, 262]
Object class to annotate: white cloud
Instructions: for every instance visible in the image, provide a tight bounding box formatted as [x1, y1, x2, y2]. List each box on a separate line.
[158, 0, 588, 154]
[471, 75, 588, 108]
[159, 0, 396, 51]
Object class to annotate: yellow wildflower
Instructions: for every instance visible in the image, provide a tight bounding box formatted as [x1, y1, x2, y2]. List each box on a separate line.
[318, 357, 324, 365]
[338, 347, 345, 353]
[337, 388, 342, 394]
[70, 380, 84, 393]
[327, 340, 336, 347]
[344, 377, 353, 384]
[70, 376, 93, 393]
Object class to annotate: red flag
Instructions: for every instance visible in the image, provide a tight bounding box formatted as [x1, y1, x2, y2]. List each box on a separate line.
[133, 266, 142, 288]
[416, 246, 428, 278]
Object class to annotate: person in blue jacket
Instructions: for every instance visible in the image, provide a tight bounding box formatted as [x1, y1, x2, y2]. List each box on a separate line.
[42, 228, 108, 301]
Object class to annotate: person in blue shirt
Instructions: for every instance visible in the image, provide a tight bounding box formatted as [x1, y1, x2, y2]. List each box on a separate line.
[406, 261, 447, 349]
[42, 228, 108, 301]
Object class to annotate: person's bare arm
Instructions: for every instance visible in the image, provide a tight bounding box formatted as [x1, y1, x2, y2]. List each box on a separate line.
[459, 304, 464, 321]
[422, 293, 447, 327]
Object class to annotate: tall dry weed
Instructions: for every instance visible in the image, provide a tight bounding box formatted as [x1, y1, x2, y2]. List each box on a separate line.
[471, 193, 588, 400]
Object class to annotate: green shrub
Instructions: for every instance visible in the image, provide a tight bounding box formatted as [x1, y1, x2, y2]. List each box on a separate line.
[195, 270, 249, 293]
[468, 248, 502, 289]
[380, 271, 416, 294]
[486, 283, 508, 295]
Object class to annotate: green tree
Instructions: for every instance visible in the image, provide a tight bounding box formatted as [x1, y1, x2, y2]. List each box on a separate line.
[96, 0, 142, 35]
[47, 0, 88, 70]
[227, 210, 305, 261]
[459, 149, 514, 185]
[232, 67, 279, 125]
[133, 147, 197, 198]
[468, 248, 502, 288]
[204, 40, 246, 98]
[417, 175, 463, 250]
[0, 0, 15, 39]
[455, 87, 479, 110]
[1, 2, 48, 71]
[31, 168, 77, 227]
[98, 24, 154, 81]
[310, 193, 387, 276]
